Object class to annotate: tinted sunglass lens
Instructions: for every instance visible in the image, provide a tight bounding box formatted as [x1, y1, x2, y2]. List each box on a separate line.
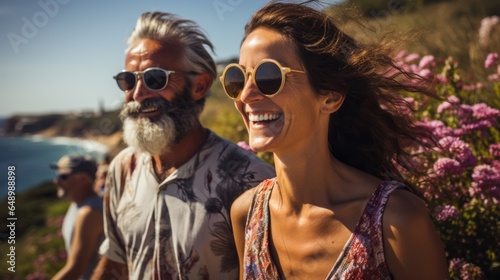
[224, 67, 245, 98]
[255, 62, 282, 95]
[57, 174, 69, 180]
[115, 72, 136, 91]
[144, 69, 167, 90]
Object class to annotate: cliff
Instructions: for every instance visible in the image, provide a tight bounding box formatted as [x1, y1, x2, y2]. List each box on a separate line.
[2, 109, 126, 157]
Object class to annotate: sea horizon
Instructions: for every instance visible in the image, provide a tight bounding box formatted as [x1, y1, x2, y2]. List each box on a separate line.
[0, 133, 108, 199]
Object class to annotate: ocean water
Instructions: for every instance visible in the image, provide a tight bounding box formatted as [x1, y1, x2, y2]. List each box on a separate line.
[0, 135, 108, 199]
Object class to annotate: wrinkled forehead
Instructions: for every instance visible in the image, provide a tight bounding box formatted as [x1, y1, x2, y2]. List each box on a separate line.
[125, 38, 185, 68]
[240, 27, 300, 67]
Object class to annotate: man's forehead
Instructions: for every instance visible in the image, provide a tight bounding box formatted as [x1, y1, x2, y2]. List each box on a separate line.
[127, 39, 182, 58]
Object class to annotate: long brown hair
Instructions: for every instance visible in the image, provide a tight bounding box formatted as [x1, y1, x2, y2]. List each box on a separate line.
[244, 1, 438, 181]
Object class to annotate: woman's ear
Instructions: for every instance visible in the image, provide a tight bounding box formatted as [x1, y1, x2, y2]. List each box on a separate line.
[320, 91, 345, 114]
[191, 73, 212, 101]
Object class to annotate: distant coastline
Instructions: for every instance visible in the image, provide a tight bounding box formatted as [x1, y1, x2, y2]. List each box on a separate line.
[0, 135, 110, 199]
[0, 110, 126, 199]
[1, 109, 126, 158]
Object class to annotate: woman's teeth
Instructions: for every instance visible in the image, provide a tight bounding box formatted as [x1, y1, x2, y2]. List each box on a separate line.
[248, 113, 280, 122]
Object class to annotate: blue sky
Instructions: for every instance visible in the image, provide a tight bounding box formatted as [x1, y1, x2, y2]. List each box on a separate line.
[0, 0, 340, 117]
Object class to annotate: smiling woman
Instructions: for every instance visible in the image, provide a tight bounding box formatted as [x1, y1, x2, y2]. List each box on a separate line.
[228, 1, 450, 280]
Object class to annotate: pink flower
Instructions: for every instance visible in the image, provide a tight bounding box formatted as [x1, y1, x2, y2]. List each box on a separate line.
[457, 104, 474, 120]
[472, 164, 500, 189]
[438, 136, 460, 149]
[437, 95, 461, 113]
[488, 73, 500, 81]
[434, 205, 460, 221]
[395, 50, 408, 60]
[484, 52, 499, 68]
[462, 85, 475, 91]
[454, 103, 500, 135]
[417, 120, 452, 139]
[491, 160, 500, 170]
[455, 120, 496, 136]
[405, 53, 420, 63]
[460, 262, 485, 279]
[489, 143, 500, 157]
[434, 73, 448, 84]
[479, 16, 500, 47]
[462, 82, 484, 91]
[418, 55, 435, 69]
[438, 136, 477, 167]
[237, 141, 255, 154]
[447, 95, 461, 104]
[59, 251, 68, 261]
[433, 157, 464, 177]
[449, 258, 466, 275]
[470, 164, 500, 203]
[471, 103, 500, 119]
[437, 102, 452, 114]
[418, 68, 433, 79]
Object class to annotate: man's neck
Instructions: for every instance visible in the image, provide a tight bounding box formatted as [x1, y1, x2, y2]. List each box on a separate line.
[152, 123, 209, 180]
[73, 188, 97, 205]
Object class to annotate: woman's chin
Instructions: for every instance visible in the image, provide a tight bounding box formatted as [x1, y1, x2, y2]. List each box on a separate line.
[249, 137, 274, 153]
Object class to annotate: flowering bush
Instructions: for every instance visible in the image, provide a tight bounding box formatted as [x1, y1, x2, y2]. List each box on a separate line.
[24, 215, 67, 280]
[395, 50, 500, 279]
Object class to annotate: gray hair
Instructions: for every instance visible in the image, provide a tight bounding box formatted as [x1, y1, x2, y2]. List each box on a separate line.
[127, 11, 217, 84]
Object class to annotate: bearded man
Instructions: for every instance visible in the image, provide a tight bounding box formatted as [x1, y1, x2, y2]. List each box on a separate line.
[92, 12, 275, 280]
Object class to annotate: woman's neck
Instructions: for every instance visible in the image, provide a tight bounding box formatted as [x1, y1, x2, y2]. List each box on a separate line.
[273, 151, 381, 213]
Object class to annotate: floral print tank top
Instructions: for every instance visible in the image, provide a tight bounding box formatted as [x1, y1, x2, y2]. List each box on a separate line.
[244, 179, 408, 279]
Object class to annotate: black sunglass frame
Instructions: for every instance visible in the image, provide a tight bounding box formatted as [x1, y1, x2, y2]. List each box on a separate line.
[57, 173, 73, 181]
[113, 67, 177, 92]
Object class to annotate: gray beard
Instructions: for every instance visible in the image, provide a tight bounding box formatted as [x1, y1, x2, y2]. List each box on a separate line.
[120, 87, 199, 155]
[122, 115, 176, 155]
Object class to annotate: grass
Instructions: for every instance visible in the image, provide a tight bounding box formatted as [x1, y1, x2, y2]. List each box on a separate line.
[333, 0, 500, 85]
[0, 181, 69, 279]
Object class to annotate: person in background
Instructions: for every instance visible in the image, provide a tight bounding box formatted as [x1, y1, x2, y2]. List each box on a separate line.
[50, 155, 104, 280]
[93, 154, 111, 197]
[91, 11, 275, 279]
[225, 1, 449, 279]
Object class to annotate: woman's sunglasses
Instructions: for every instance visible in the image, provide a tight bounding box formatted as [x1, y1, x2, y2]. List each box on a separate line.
[113, 67, 177, 92]
[220, 59, 305, 99]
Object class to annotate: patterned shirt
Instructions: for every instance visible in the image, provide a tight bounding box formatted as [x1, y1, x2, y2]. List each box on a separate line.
[244, 179, 407, 279]
[99, 131, 275, 279]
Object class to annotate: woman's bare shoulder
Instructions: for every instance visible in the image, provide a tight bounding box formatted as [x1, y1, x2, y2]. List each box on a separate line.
[384, 188, 430, 226]
[231, 185, 261, 225]
[383, 188, 449, 279]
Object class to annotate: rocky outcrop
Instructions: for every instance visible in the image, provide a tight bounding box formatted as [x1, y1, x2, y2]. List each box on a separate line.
[3, 114, 63, 136]
[2, 109, 127, 157]
[3, 110, 122, 137]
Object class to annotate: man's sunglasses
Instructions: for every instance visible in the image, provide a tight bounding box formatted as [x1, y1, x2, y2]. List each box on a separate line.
[57, 173, 73, 181]
[220, 59, 305, 99]
[113, 67, 177, 92]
